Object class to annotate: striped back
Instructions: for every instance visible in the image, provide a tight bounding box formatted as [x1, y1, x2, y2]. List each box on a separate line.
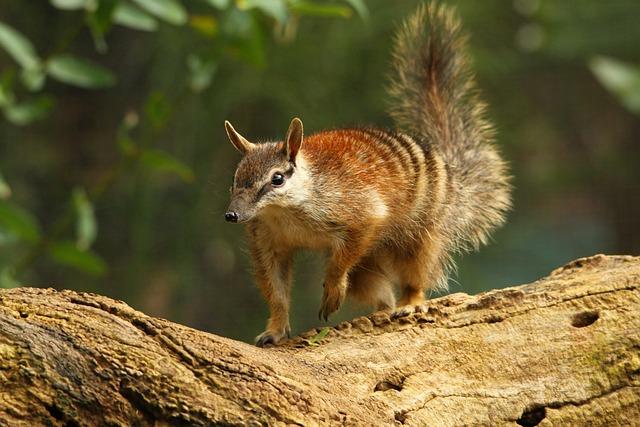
[300, 128, 447, 248]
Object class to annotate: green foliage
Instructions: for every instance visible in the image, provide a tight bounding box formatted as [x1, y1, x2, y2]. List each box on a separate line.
[50, 0, 88, 10]
[0, 22, 40, 70]
[343, 0, 368, 20]
[46, 55, 116, 88]
[3, 96, 53, 125]
[0, 0, 366, 283]
[590, 56, 640, 114]
[141, 149, 195, 183]
[73, 188, 97, 251]
[187, 54, 217, 92]
[206, 0, 230, 9]
[130, 0, 188, 26]
[144, 91, 171, 129]
[48, 241, 107, 276]
[0, 266, 19, 288]
[238, 0, 288, 24]
[0, 172, 11, 200]
[0, 200, 41, 243]
[113, 3, 158, 31]
[0, 0, 367, 128]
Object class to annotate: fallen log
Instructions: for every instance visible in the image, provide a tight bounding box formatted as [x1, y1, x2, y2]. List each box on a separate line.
[0, 254, 638, 426]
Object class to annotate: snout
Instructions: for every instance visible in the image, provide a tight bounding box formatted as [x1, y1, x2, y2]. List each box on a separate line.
[225, 193, 254, 224]
[225, 211, 239, 223]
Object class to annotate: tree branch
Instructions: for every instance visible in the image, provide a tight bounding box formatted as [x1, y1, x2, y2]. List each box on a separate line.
[1, 254, 639, 425]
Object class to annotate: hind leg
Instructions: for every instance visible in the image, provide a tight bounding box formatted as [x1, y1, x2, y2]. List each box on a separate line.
[393, 236, 447, 317]
[348, 258, 395, 312]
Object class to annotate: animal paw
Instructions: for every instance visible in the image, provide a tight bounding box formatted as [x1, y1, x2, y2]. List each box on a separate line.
[255, 326, 290, 347]
[318, 284, 345, 321]
[390, 304, 418, 320]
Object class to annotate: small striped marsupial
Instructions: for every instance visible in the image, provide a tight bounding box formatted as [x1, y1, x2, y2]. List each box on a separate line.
[223, 3, 511, 346]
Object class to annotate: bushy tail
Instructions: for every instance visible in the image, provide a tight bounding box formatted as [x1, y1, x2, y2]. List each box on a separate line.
[388, 3, 511, 252]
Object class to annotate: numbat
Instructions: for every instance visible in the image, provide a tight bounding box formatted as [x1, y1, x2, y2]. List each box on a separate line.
[223, 3, 511, 346]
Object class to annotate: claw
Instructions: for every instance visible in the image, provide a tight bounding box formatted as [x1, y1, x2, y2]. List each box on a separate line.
[391, 305, 415, 320]
[255, 334, 275, 347]
[318, 283, 345, 323]
[255, 326, 289, 347]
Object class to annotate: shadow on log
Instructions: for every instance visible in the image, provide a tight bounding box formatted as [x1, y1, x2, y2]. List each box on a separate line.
[1, 254, 639, 426]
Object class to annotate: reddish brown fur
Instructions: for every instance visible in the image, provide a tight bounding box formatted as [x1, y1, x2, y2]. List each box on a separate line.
[224, 3, 511, 346]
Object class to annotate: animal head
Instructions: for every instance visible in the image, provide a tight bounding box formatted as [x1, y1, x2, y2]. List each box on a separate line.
[224, 118, 306, 224]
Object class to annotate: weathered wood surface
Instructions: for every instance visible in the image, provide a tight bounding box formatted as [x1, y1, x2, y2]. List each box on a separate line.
[0, 254, 638, 426]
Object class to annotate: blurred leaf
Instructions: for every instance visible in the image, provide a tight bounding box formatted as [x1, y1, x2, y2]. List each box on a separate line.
[20, 67, 46, 92]
[89, 0, 117, 32]
[130, 0, 188, 26]
[0, 200, 40, 243]
[187, 54, 217, 92]
[222, 9, 266, 66]
[144, 91, 171, 129]
[72, 188, 97, 250]
[205, 0, 229, 9]
[87, 0, 118, 53]
[0, 21, 41, 70]
[343, 0, 368, 21]
[237, 0, 287, 24]
[190, 15, 218, 38]
[118, 135, 136, 156]
[0, 267, 19, 289]
[221, 7, 253, 37]
[3, 96, 53, 125]
[48, 241, 107, 276]
[0, 228, 16, 246]
[50, 0, 88, 10]
[0, 78, 14, 108]
[590, 56, 640, 114]
[141, 149, 195, 182]
[46, 54, 116, 88]
[291, 2, 352, 18]
[0, 172, 11, 200]
[117, 111, 139, 155]
[113, 2, 158, 31]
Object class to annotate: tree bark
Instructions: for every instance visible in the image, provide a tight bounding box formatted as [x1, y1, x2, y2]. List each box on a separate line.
[0, 254, 638, 426]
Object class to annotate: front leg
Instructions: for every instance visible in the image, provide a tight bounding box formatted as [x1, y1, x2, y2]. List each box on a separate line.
[249, 225, 293, 347]
[319, 234, 371, 321]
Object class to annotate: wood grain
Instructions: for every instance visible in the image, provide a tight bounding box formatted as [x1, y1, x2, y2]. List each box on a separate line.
[0, 254, 638, 426]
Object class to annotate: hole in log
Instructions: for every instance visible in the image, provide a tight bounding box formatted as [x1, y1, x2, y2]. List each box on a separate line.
[394, 410, 408, 424]
[45, 403, 64, 420]
[486, 314, 503, 324]
[374, 380, 403, 392]
[571, 310, 599, 328]
[45, 403, 80, 427]
[375, 375, 405, 392]
[516, 405, 546, 426]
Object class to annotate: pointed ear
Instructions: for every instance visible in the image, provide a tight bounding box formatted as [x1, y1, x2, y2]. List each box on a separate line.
[224, 120, 255, 154]
[284, 117, 303, 163]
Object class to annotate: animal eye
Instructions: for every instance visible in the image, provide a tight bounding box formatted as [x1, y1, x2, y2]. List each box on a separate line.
[271, 172, 285, 187]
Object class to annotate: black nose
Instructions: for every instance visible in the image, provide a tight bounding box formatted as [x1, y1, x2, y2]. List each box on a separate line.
[225, 211, 239, 223]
